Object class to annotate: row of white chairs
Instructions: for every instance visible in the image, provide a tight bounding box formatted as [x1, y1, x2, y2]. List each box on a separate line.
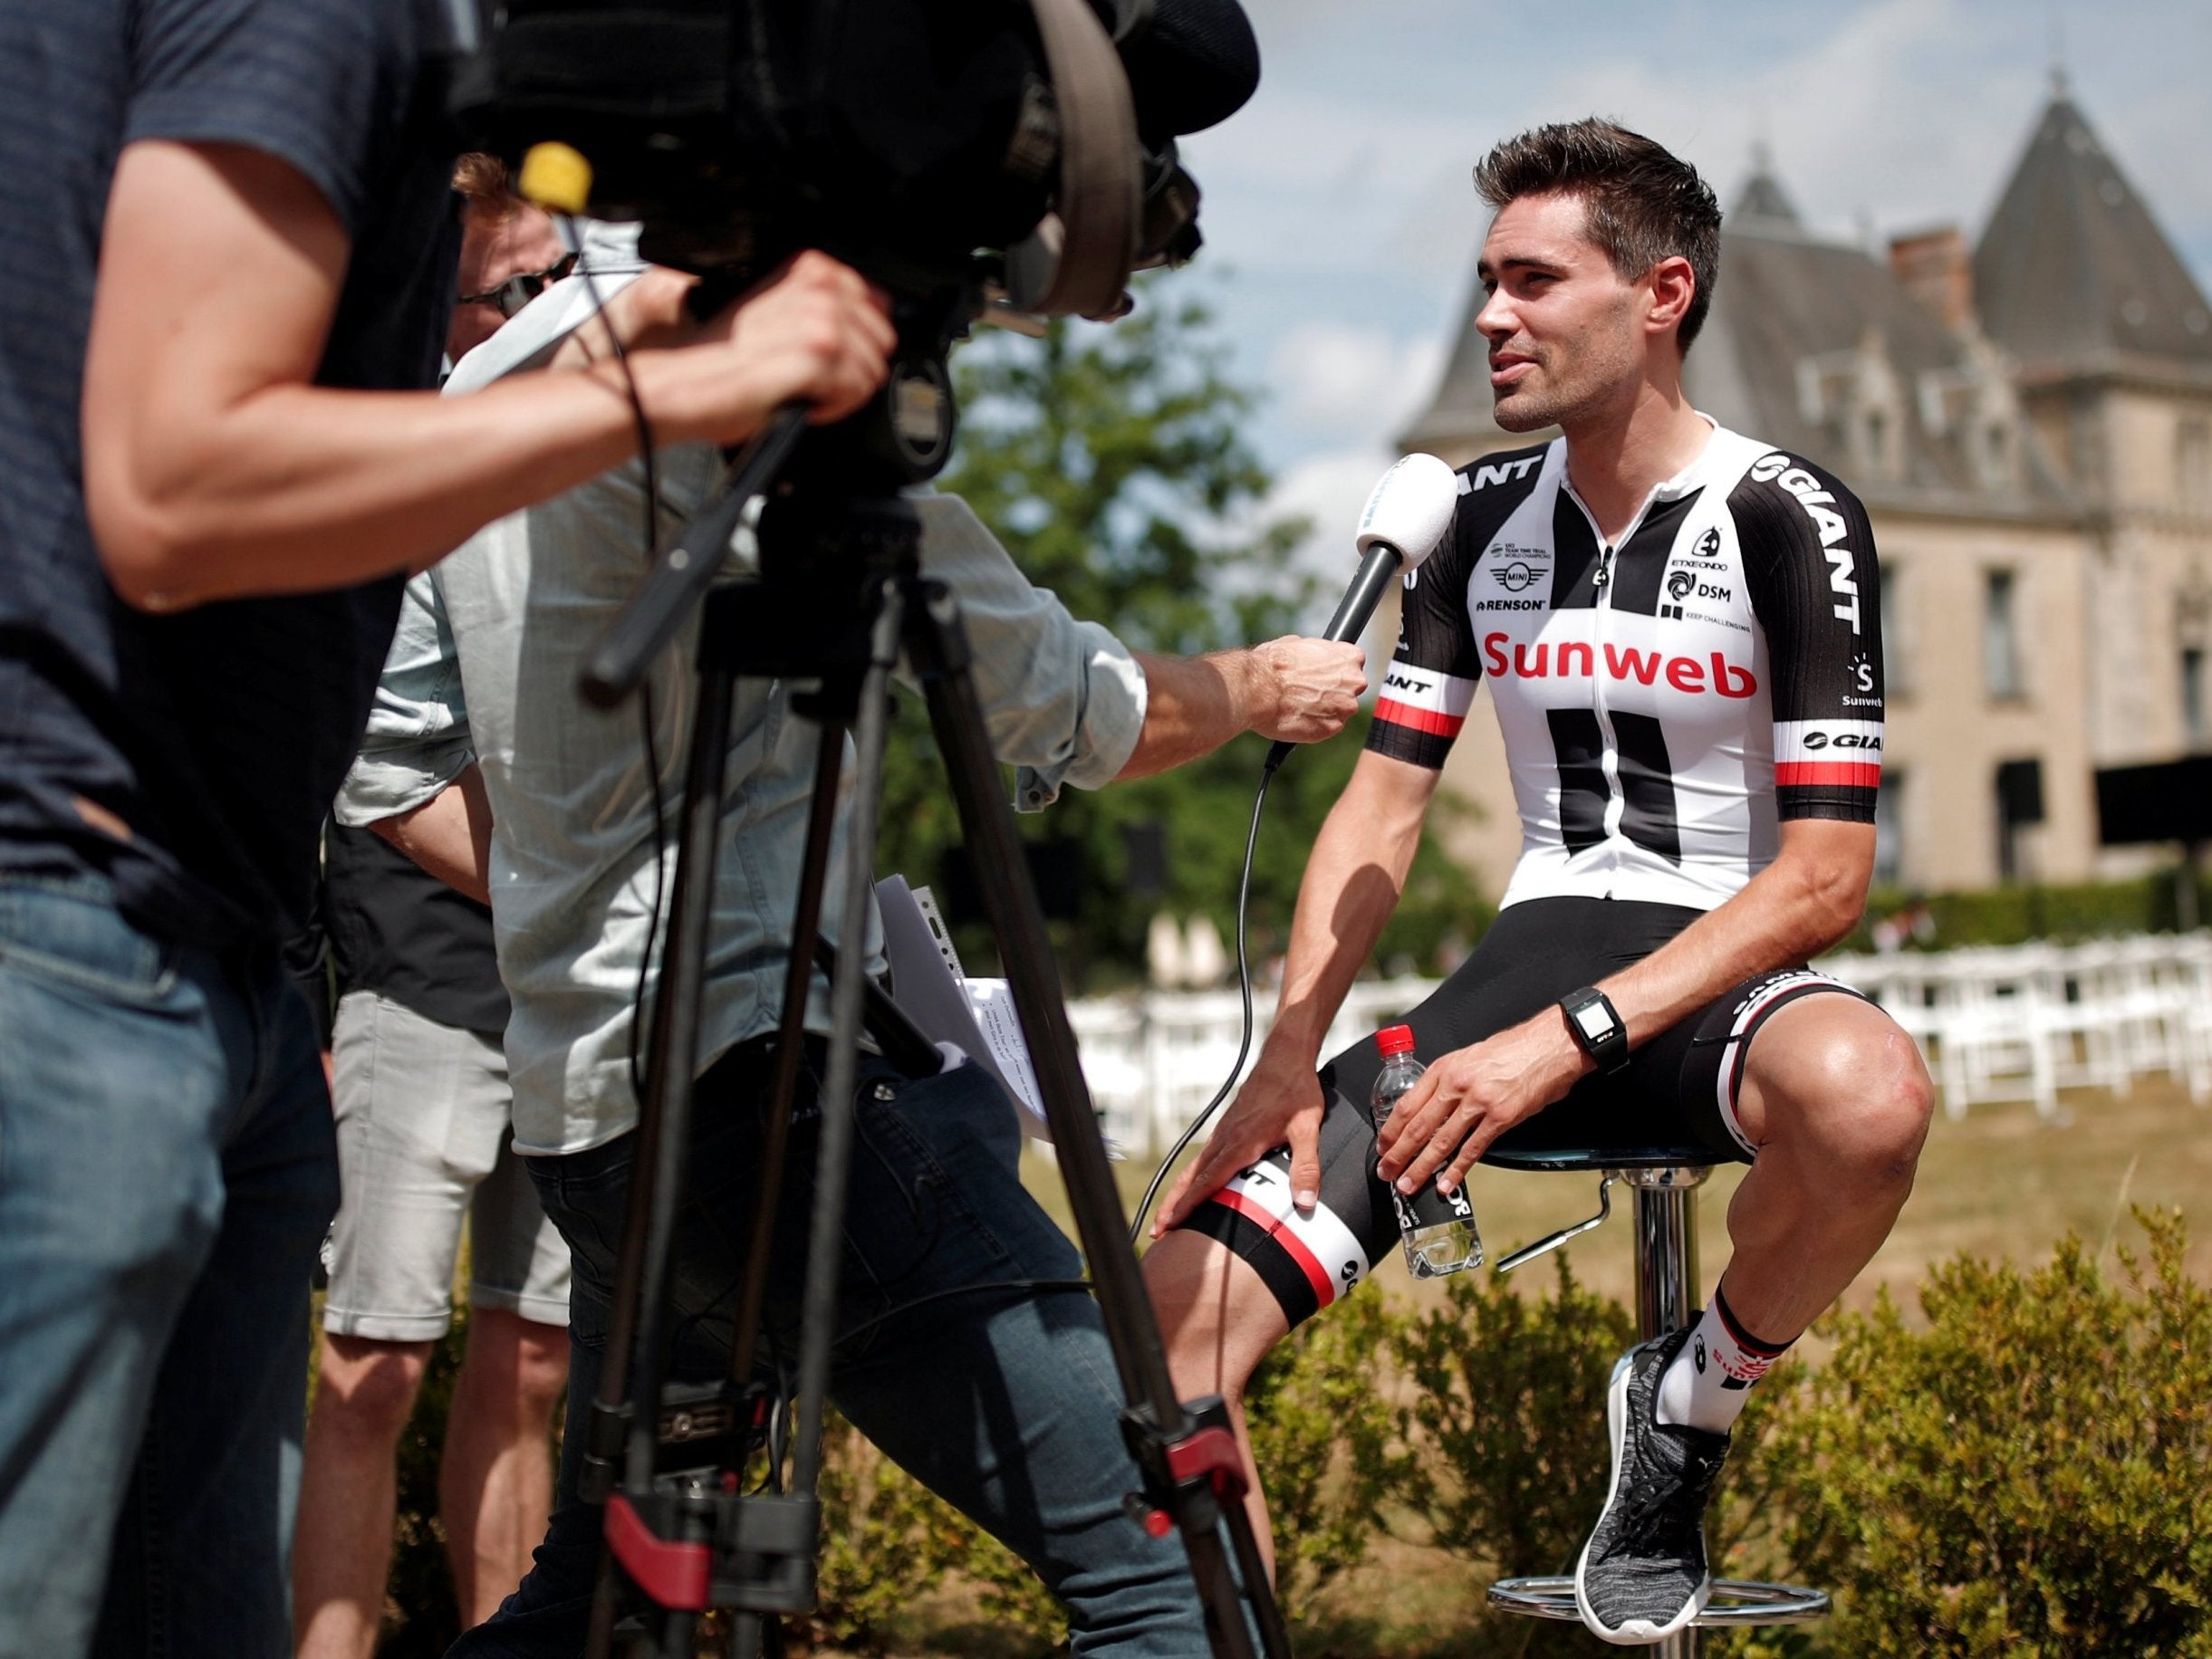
[1063, 937, 2212, 1156]
[1817, 934, 2212, 1121]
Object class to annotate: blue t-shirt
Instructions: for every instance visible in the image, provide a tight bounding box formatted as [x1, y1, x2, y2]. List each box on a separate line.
[0, 0, 460, 945]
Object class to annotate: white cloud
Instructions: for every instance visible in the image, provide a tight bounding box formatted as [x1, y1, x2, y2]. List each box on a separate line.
[1268, 323, 1447, 443]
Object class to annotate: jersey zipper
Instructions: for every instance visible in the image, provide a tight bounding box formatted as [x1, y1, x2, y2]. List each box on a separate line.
[1563, 481, 1663, 882]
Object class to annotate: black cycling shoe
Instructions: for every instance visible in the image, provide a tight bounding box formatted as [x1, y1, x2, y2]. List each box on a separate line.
[1574, 1328, 1731, 1645]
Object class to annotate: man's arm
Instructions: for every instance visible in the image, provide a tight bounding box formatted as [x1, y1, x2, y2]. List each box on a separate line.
[1150, 750, 1441, 1230]
[914, 494, 1368, 801]
[369, 766, 494, 906]
[82, 142, 893, 611]
[1374, 817, 1874, 1199]
[1117, 640, 1367, 780]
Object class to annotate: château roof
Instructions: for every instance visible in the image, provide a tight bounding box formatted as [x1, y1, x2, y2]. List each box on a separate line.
[1731, 161, 1803, 230]
[1972, 87, 2212, 369]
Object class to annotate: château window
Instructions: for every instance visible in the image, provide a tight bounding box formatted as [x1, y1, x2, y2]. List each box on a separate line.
[2178, 417, 2211, 510]
[1863, 408, 1890, 475]
[1874, 768, 1907, 887]
[1880, 559, 1909, 695]
[1984, 570, 2024, 700]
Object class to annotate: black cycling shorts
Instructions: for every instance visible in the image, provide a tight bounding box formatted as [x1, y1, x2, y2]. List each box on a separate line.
[1175, 895, 1868, 1328]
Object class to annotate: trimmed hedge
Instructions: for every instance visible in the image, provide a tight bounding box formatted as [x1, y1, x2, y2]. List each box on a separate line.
[1857, 868, 2212, 952]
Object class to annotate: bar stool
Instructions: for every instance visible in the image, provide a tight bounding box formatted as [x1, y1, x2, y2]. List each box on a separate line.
[1478, 1140, 1829, 1656]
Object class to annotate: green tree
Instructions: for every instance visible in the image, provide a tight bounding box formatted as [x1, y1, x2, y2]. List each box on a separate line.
[879, 276, 1486, 988]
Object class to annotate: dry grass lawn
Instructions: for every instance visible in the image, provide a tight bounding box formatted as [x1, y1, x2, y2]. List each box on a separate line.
[1030, 1070, 2212, 1318]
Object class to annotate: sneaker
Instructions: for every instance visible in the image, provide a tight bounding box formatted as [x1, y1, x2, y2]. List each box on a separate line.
[1574, 1328, 1731, 1645]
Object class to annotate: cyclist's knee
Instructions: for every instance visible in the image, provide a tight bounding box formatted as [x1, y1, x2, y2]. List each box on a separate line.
[1748, 1002, 1932, 1184]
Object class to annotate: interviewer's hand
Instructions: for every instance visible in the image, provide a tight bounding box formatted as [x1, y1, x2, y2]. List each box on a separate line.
[1149, 1047, 1328, 1237]
[1238, 637, 1367, 743]
[629, 251, 897, 446]
[1372, 1011, 1592, 1199]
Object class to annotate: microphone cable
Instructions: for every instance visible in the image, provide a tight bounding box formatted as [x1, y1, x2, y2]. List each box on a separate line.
[1128, 750, 1282, 1243]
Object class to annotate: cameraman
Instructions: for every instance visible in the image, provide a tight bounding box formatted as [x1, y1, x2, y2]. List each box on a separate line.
[340, 242, 1362, 1656]
[0, 6, 890, 1657]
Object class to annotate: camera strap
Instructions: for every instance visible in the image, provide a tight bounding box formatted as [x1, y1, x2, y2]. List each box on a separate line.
[1010, 0, 1141, 320]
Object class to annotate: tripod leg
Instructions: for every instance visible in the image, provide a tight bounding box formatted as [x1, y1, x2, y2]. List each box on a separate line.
[725, 723, 847, 1659]
[585, 628, 744, 1659]
[788, 579, 904, 1505]
[729, 724, 848, 1387]
[902, 579, 1274, 1659]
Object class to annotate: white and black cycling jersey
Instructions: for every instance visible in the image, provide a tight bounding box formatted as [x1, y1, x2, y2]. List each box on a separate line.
[1370, 422, 1884, 911]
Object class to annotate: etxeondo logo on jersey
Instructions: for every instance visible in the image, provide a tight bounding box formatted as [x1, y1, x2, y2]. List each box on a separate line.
[1751, 453, 1862, 634]
[1480, 633, 1759, 697]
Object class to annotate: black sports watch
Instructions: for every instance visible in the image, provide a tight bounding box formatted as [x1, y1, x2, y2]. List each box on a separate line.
[1559, 985, 1630, 1074]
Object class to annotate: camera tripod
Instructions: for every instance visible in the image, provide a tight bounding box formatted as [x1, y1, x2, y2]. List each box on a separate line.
[567, 343, 1293, 1659]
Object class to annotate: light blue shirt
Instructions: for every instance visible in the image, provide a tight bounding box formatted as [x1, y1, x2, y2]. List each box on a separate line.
[337, 245, 1147, 1153]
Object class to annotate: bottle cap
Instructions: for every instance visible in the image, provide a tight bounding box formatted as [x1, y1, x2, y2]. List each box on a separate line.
[1375, 1023, 1416, 1057]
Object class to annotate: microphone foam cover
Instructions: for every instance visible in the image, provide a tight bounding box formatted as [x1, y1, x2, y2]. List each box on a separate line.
[1125, 0, 1261, 138]
[1355, 453, 1458, 571]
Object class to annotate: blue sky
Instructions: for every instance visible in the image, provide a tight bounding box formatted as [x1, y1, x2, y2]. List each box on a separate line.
[1150, 0, 2212, 609]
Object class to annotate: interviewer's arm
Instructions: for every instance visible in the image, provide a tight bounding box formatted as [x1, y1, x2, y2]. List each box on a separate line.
[370, 767, 494, 906]
[1117, 638, 1368, 780]
[1151, 750, 1440, 1228]
[81, 142, 892, 612]
[1373, 818, 1877, 1194]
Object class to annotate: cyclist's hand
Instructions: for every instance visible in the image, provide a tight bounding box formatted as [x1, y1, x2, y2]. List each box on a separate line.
[1373, 1012, 1592, 1199]
[1150, 1051, 1327, 1238]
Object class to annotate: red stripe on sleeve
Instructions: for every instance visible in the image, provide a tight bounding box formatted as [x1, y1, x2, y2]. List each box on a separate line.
[1374, 698, 1466, 738]
[1776, 760, 1880, 790]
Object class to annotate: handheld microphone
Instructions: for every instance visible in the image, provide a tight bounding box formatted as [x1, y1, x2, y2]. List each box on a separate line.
[1264, 453, 1459, 773]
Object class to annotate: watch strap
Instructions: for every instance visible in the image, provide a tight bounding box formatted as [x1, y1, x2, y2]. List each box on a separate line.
[1559, 985, 1630, 1074]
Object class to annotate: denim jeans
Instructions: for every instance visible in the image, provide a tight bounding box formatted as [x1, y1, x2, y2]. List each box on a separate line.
[450, 1046, 1210, 1657]
[0, 878, 339, 1659]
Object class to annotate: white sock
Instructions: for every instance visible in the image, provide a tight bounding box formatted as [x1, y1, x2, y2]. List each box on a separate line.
[1653, 1285, 1792, 1434]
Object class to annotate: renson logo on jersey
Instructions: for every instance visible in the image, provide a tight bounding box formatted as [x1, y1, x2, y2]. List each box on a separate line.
[1750, 453, 1862, 635]
[1480, 633, 1758, 697]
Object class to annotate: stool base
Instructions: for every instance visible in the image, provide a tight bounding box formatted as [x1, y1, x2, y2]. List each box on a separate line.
[1486, 1574, 1830, 1626]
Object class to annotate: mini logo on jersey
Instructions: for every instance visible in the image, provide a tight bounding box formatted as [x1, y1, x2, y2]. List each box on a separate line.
[1801, 731, 1882, 752]
[1496, 561, 1539, 592]
[1382, 672, 1433, 695]
[1697, 527, 1722, 558]
[1694, 1335, 1708, 1374]
[1667, 569, 1697, 601]
[1851, 653, 1876, 695]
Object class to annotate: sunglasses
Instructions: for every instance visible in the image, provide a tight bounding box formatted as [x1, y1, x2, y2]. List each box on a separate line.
[458, 252, 580, 320]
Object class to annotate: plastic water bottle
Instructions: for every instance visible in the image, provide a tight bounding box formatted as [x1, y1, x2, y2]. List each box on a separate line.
[1369, 1025, 1484, 1278]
